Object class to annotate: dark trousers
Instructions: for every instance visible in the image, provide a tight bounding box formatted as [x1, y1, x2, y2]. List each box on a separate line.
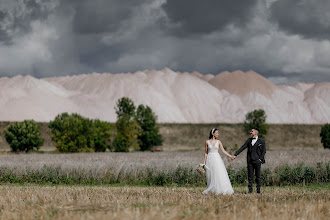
[247, 161, 261, 192]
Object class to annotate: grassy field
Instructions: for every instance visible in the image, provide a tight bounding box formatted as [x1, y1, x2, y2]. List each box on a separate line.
[0, 122, 328, 219]
[0, 122, 324, 152]
[0, 150, 328, 186]
[0, 185, 328, 219]
[158, 123, 324, 151]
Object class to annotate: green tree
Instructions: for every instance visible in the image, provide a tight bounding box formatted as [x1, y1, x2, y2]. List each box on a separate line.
[5, 120, 44, 152]
[243, 109, 269, 138]
[113, 114, 141, 152]
[49, 113, 94, 152]
[115, 97, 136, 118]
[113, 97, 141, 152]
[320, 124, 330, 149]
[49, 113, 112, 153]
[136, 105, 163, 151]
[92, 119, 113, 152]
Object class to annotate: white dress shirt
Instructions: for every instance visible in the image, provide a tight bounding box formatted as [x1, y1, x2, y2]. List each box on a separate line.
[252, 136, 258, 146]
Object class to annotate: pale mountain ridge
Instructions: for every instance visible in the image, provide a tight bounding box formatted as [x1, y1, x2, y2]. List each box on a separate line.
[0, 75, 78, 121]
[1, 69, 329, 123]
[208, 70, 277, 98]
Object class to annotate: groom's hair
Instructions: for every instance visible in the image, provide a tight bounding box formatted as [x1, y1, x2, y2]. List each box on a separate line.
[253, 128, 259, 134]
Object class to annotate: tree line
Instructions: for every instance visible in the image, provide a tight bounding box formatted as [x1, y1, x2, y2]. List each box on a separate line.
[4, 97, 163, 153]
[3, 105, 330, 153]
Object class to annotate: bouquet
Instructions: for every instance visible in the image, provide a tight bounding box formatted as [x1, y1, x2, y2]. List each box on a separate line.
[196, 164, 209, 175]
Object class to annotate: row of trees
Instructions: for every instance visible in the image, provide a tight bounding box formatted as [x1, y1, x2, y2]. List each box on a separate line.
[3, 107, 330, 152]
[4, 97, 163, 153]
[112, 97, 162, 152]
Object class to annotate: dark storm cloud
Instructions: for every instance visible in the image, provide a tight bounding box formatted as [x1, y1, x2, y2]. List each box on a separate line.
[0, 10, 11, 44]
[162, 0, 258, 35]
[77, 36, 122, 69]
[52, 0, 153, 71]
[0, 0, 56, 44]
[0, 0, 329, 84]
[270, 0, 330, 40]
[67, 0, 144, 35]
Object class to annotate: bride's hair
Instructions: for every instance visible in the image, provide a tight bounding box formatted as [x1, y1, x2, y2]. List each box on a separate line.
[209, 128, 218, 139]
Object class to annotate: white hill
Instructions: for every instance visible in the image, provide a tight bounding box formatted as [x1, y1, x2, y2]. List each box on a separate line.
[1, 68, 329, 123]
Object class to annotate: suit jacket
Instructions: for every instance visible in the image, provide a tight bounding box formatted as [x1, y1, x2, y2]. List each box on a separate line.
[234, 137, 266, 164]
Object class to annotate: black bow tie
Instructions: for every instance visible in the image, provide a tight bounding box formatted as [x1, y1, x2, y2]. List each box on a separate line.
[252, 138, 256, 140]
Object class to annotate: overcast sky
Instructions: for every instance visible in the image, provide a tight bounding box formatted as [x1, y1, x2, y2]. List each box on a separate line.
[0, 0, 330, 84]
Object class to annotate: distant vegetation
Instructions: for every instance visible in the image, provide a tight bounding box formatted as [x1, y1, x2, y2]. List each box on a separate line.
[113, 97, 141, 152]
[136, 104, 163, 151]
[320, 123, 330, 149]
[4, 120, 44, 152]
[48, 113, 113, 153]
[113, 97, 163, 152]
[0, 123, 325, 152]
[1, 97, 163, 153]
[243, 109, 269, 138]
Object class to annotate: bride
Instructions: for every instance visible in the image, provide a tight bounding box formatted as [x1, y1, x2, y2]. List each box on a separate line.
[202, 128, 235, 195]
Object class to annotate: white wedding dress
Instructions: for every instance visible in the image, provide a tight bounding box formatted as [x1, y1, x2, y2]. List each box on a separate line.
[202, 140, 234, 195]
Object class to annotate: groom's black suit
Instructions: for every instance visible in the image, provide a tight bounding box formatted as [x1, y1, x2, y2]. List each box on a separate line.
[234, 137, 266, 193]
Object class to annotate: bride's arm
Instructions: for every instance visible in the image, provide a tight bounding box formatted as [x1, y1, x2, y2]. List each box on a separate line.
[219, 140, 233, 158]
[203, 141, 208, 164]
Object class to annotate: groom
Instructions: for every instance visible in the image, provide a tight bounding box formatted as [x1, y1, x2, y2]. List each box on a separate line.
[232, 128, 266, 194]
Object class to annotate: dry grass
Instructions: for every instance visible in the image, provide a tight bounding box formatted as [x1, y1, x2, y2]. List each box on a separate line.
[0, 185, 328, 219]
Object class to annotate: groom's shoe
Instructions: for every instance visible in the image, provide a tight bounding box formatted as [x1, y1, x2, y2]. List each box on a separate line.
[257, 189, 261, 194]
[248, 188, 253, 194]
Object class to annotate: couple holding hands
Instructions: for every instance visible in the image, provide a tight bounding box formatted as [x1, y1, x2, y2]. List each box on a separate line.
[202, 128, 266, 194]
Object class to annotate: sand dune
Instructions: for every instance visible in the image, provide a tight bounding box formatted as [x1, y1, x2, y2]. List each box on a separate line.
[1, 68, 329, 123]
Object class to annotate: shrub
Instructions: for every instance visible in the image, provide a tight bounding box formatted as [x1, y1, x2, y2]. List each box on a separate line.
[234, 167, 248, 184]
[4, 120, 44, 152]
[243, 109, 269, 137]
[49, 113, 94, 152]
[0, 162, 328, 186]
[136, 105, 163, 151]
[92, 119, 113, 152]
[48, 113, 112, 153]
[320, 123, 330, 149]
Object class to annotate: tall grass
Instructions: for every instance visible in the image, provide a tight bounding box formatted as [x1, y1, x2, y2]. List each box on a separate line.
[0, 150, 328, 186]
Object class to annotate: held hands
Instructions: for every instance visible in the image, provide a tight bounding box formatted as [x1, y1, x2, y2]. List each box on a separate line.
[230, 155, 237, 160]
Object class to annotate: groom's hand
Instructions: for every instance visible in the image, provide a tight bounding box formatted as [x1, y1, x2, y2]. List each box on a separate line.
[231, 156, 236, 160]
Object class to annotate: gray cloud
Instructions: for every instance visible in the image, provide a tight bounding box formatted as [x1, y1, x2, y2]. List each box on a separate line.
[0, 0, 58, 45]
[162, 0, 258, 36]
[68, 0, 145, 35]
[270, 0, 330, 40]
[0, 0, 329, 84]
[0, 10, 11, 44]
